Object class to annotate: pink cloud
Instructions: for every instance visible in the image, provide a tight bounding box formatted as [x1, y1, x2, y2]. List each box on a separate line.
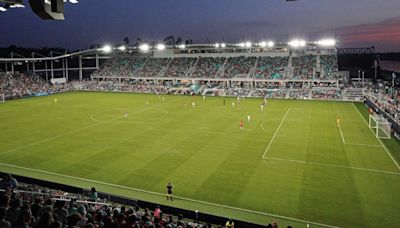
[336, 17, 400, 51]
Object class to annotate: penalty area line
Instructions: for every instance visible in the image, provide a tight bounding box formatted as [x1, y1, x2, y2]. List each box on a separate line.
[352, 103, 400, 172]
[267, 157, 400, 176]
[0, 162, 340, 228]
[261, 109, 291, 159]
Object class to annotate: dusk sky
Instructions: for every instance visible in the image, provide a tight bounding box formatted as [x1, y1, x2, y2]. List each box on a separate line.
[1, 0, 400, 51]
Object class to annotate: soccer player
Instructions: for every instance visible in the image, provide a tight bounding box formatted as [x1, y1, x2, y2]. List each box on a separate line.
[124, 113, 128, 118]
[232, 101, 235, 109]
[336, 117, 341, 127]
[192, 101, 196, 108]
[162, 96, 165, 102]
[54, 98, 58, 104]
[223, 97, 226, 106]
[240, 120, 243, 130]
[166, 182, 173, 201]
[146, 101, 149, 105]
[203, 95, 206, 101]
[247, 114, 251, 122]
[260, 103, 264, 112]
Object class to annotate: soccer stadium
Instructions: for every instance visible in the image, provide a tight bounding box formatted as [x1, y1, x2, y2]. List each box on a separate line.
[0, 1, 400, 228]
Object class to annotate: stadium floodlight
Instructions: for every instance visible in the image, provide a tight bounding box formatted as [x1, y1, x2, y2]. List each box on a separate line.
[214, 43, 220, 48]
[267, 41, 274, 47]
[221, 43, 226, 48]
[317, 39, 336, 47]
[139, 43, 150, 51]
[117, 45, 126, 51]
[156, 44, 166, 51]
[178, 44, 186, 49]
[0, 6, 7, 12]
[259, 41, 267, 47]
[288, 39, 306, 48]
[100, 45, 112, 53]
[245, 42, 252, 48]
[238, 43, 245, 47]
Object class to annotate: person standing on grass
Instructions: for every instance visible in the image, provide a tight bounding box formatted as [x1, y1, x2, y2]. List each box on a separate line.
[166, 182, 173, 201]
[240, 120, 243, 130]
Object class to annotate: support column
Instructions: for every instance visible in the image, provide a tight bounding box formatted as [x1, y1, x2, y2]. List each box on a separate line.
[65, 58, 69, 82]
[79, 55, 83, 81]
[32, 53, 36, 74]
[45, 61, 49, 82]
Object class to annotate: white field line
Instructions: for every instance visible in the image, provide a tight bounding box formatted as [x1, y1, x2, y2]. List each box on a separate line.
[261, 109, 291, 159]
[352, 103, 400, 171]
[0, 162, 340, 228]
[338, 124, 346, 144]
[345, 142, 381, 148]
[267, 157, 400, 176]
[0, 102, 169, 156]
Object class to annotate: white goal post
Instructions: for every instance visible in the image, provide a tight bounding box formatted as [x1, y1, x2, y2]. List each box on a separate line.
[369, 114, 391, 139]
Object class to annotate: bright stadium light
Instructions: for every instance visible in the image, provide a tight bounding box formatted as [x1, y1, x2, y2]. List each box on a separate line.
[288, 39, 306, 48]
[245, 42, 252, 48]
[267, 41, 275, 47]
[139, 43, 150, 51]
[259, 41, 267, 47]
[0, 6, 7, 12]
[156, 44, 166, 50]
[214, 43, 220, 48]
[238, 43, 245, 47]
[178, 44, 186, 49]
[9, 4, 25, 8]
[117, 45, 126, 51]
[221, 43, 226, 48]
[101, 45, 112, 53]
[317, 39, 336, 47]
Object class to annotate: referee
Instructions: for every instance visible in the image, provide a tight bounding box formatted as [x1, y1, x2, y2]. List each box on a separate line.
[166, 182, 173, 201]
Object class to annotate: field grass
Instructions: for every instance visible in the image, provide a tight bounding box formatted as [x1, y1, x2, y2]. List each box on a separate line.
[0, 92, 400, 228]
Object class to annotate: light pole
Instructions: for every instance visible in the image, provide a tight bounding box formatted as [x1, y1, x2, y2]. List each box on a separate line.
[392, 73, 396, 96]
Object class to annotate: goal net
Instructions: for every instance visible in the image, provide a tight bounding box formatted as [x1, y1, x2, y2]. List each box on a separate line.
[369, 114, 391, 139]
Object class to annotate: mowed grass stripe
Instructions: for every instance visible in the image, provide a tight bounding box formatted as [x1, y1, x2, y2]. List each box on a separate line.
[0, 92, 400, 227]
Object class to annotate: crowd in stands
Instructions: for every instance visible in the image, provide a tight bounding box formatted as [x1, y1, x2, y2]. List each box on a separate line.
[0, 174, 291, 228]
[191, 57, 225, 79]
[221, 57, 256, 78]
[92, 54, 338, 81]
[0, 73, 50, 99]
[253, 57, 288, 80]
[320, 55, 339, 80]
[292, 55, 316, 80]
[368, 88, 400, 124]
[312, 88, 342, 100]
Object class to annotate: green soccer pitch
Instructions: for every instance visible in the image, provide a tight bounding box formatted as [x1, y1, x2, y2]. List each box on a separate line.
[0, 92, 400, 227]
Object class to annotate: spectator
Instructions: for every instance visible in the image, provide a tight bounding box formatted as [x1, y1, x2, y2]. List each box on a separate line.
[0, 207, 11, 228]
[35, 211, 53, 228]
[13, 209, 32, 228]
[89, 187, 98, 202]
[5, 198, 22, 225]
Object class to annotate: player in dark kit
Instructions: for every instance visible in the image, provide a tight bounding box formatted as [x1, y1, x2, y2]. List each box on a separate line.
[166, 182, 173, 201]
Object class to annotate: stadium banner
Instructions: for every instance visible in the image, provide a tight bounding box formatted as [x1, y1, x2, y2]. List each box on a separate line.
[365, 97, 400, 138]
[50, 78, 67, 84]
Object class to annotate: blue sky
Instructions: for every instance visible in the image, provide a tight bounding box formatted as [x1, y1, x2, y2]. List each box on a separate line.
[1, 0, 400, 51]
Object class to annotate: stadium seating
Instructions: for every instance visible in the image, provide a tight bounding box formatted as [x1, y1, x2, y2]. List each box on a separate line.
[222, 56, 257, 78]
[253, 57, 288, 79]
[0, 73, 50, 99]
[292, 55, 316, 80]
